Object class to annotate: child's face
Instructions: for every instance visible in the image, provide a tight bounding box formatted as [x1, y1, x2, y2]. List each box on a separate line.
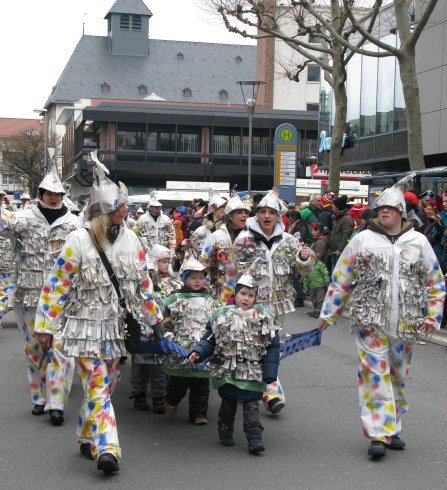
[235, 286, 256, 310]
[311, 229, 321, 239]
[185, 271, 206, 291]
[157, 258, 171, 275]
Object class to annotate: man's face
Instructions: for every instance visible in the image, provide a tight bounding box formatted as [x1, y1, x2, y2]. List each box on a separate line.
[149, 205, 162, 217]
[377, 206, 402, 229]
[311, 195, 322, 209]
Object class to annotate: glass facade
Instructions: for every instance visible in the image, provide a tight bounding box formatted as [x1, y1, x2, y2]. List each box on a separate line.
[319, 8, 407, 164]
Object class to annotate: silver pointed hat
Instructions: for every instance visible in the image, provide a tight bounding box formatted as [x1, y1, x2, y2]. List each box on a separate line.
[38, 154, 65, 194]
[372, 172, 416, 219]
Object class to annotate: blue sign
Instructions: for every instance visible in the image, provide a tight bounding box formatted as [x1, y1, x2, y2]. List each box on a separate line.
[274, 123, 298, 205]
[318, 130, 349, 153]
[14, 192, 20, 200]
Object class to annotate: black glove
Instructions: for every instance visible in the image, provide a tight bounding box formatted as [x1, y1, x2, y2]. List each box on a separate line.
[151, 322, 164, 341]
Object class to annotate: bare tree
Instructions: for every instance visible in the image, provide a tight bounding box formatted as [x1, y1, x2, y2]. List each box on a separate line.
[203, 0, 384, 193]
[0, 130, 59, 198]
[302, 0, 439, 170]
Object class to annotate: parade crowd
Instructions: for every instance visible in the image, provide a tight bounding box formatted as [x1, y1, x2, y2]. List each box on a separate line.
[0, 153, 445, 473]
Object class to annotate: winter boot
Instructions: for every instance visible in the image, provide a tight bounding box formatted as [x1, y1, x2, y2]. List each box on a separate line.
[246, 427, 265, 454]
[368, 440, 386, 458]
[218, 422, 234, 446]
[152, 397, 166, 415]
[130, 392, 150, 411]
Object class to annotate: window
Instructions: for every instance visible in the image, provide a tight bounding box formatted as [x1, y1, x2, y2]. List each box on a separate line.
[360, 43, 378, 136]
[132, 15, 141, 31]
[306, 103, 319, 112]
[213, 134, 241, 155]
[376, 34, 396, 134]
[307, 65, 321, 82]
[177, 133, 200, 153]
[219, 89, 229, 99]
[101, 83, 110, 93]
[117, 123, 145, 150]
[308, 34, 320, 44]
[235, 56, 243, 63]
[138, 85, 148, 94]
[183, 87, 192, 97]
[346, 53, 361, 140]
[120, 14, 130, 30]
[177, 53, 184, 59]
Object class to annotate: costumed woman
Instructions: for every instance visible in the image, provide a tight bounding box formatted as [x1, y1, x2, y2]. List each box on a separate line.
[201, 194, 252, 304]
[0, 161, 80, 425]
[233, 190, 313, 414]
[34, 152, 164, 473]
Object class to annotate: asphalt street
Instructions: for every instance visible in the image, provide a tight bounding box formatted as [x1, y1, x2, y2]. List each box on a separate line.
[1, 308, 447, 490]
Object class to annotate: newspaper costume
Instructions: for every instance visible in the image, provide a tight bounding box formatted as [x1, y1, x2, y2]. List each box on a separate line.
[0, 163, 80, 414]
[134, 191, 175, 253]
[35, 151, 163, 464]
[0, 194, 15, 329]
[320, 176, 445, 449]
[201, 194, 252, 305]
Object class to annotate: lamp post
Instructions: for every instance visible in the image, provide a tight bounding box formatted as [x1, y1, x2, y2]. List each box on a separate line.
[237, 80, 265, 193]
[34, 108, 48, 170]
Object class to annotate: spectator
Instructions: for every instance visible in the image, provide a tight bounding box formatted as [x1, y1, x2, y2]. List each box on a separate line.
[328, 195, 355, 272]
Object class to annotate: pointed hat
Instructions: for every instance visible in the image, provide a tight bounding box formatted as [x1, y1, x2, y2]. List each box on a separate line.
[38, 154, 65, 194]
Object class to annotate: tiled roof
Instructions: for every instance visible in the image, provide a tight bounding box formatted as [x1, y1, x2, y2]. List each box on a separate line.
[0, 118, 42, 137]
[46, 36, 256, 107]
[105, 0, 152, 17]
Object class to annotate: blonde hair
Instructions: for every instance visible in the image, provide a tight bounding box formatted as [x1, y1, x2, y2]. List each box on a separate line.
[89, 214, 111, 251]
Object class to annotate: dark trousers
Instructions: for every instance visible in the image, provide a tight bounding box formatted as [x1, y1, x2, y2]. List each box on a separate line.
[130, 360, 166, 399]
[309, 287, 327, 314]
[165, 375, 209, 421]
[218, 396, 263, 433]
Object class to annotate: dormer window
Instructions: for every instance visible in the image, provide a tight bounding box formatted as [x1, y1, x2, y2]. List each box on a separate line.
[120, 14, 130, 30]
[101, 83, 110, 93]
[219, 89, 229, 99]
[183, 87, 192, 97]
[139, 84, 148, 94]
[235, 56, 243, 63]
[177, 53, 184, 60]
[132, 15, 141, 31]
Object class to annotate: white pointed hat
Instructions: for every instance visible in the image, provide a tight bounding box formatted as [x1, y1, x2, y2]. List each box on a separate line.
[236, 274, 257, 289]
[21, 193, 31, 200]
[257, 190, 287, 215]
[149, 244, 173, 261]
[225, 194, 252, 215]
[86, 150, 128, 219]
[38, 157, 65, 194]
[207, 189, 227, 215]
[148, 191, 162, 207]
[136, 207, 144, 214]
[372, 172, 415, 219]
[181, 257, 207, 280]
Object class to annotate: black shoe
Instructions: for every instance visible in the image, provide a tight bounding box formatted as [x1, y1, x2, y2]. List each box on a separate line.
[246, 428, 265, 454]
[368, 440, 386, 458]
[294, 300, 305, 308]
[97, 453, 120, 474]
[152, 397, 165, 415]
[218, 423, 234, 446]
[268, 398, 285, 415]
[130, 392, 149, 411]
[31, 404, 45, 416]
[80, 443, 94, 460]
[49, 409, 64, 426]
[385, 435, 406, 450]
[306, 311, 319, 318]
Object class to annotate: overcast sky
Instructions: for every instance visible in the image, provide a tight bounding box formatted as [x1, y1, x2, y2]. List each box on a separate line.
[0, 0, 255, 120]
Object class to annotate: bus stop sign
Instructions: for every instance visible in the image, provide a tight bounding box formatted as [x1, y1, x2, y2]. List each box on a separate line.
[274, 123, 297, 205]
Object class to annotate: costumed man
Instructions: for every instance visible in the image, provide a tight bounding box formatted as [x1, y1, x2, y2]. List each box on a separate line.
[134, 191, 176, 254]
[0, 160, 80, 425]
[318, 176, 445, 459]
[181, 189, 227, 274]
[0, 189, 15, 330]
[201, 194, 252, 304]
[233, 190, 313, 414]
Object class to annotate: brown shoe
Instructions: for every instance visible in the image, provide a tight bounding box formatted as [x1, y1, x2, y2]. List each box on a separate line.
[165, 402, 177, 416]
[194, 417, 208, 425]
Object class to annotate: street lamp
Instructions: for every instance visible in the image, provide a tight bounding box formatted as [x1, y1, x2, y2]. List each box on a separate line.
[34, 108, 48, 169]
[237, 80, 265, 193]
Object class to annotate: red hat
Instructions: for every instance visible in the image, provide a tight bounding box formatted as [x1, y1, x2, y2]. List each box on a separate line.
[349, 203, 368, 220]
[403, 191, 419, 207]
[321, 192, 336, 207]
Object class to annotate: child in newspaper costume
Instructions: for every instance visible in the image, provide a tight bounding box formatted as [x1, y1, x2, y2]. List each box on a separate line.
[0, 160, 80, 425]
[0, 189, 15, 330]
[319, 173, 445, 459]
[129, 244, 181, 414]
[34, 151, 164, 474]
[163, 258, 218, 425]
[190, 274, 280, 454]
[233, 190, 314, 414]
[134, 191, 176, 253]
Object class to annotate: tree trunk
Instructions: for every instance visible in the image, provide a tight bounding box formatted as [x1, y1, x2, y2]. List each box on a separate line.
[397, 51, 426, 170]
[328, 58, 347, 195]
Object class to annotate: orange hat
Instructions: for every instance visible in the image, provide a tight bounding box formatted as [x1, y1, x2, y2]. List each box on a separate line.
[349, 203, 368, 220]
